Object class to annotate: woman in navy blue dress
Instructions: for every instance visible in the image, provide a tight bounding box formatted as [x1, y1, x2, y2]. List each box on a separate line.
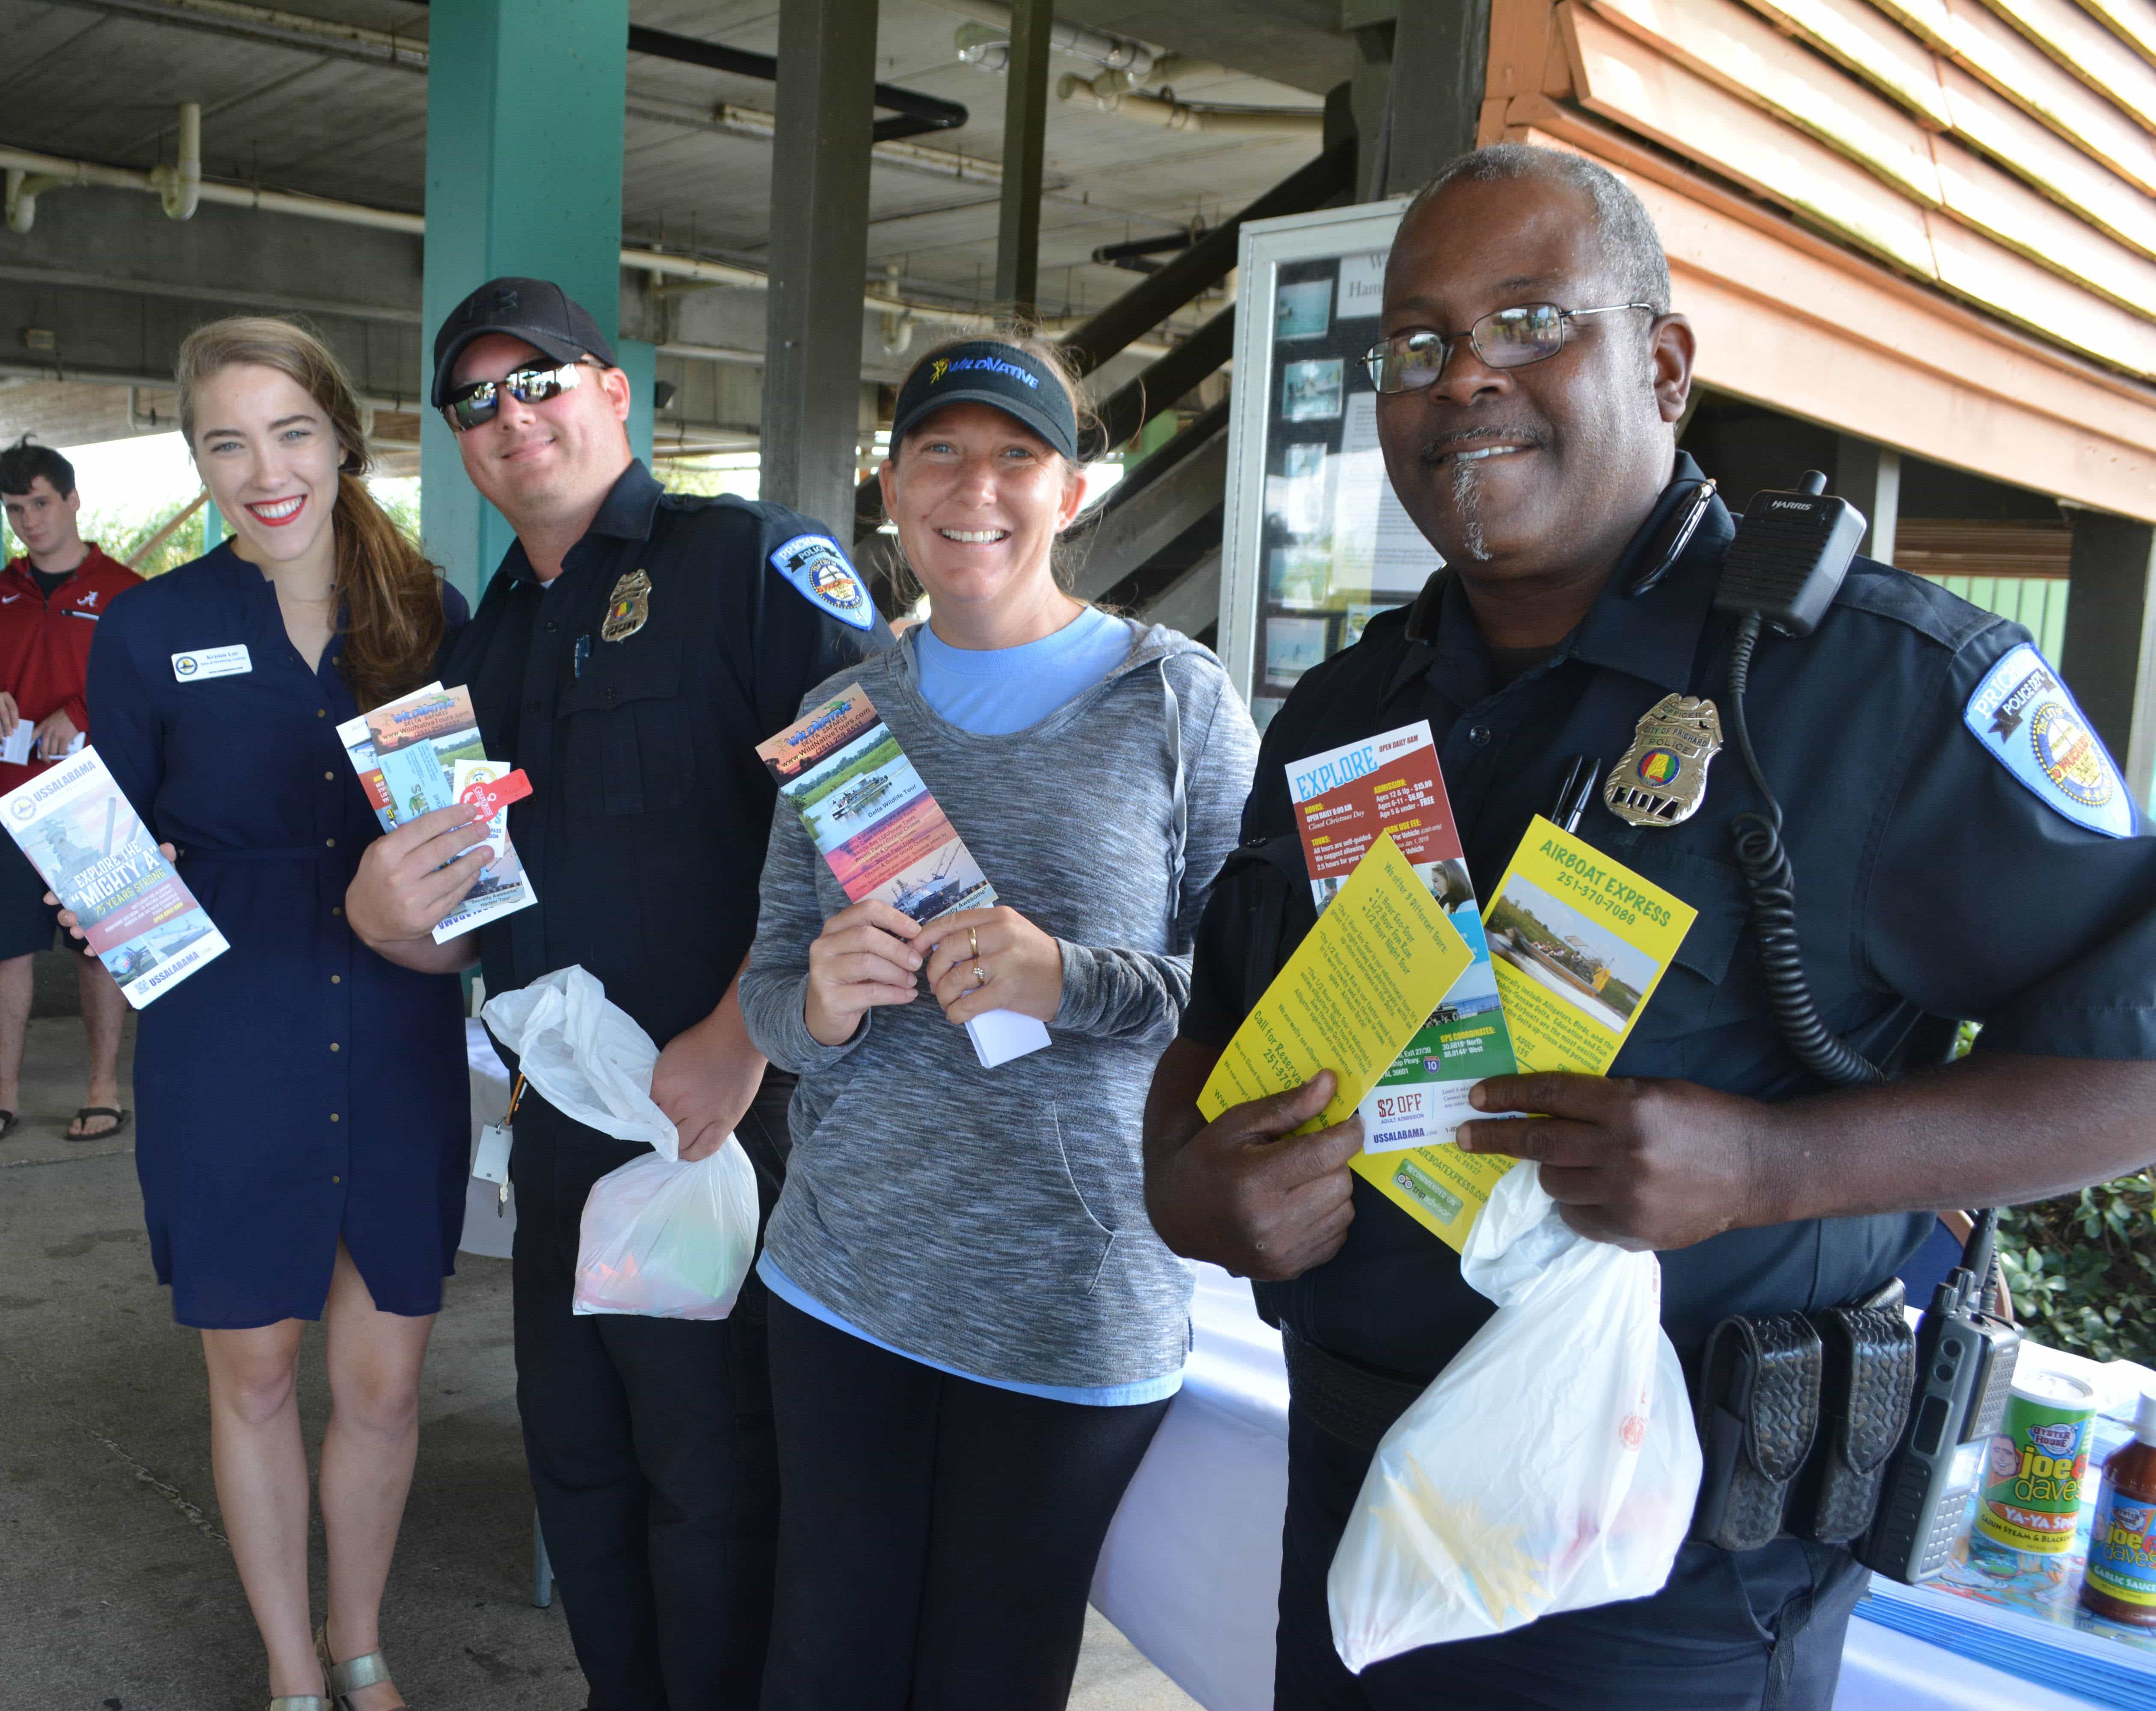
[86, 318, 467, 1711]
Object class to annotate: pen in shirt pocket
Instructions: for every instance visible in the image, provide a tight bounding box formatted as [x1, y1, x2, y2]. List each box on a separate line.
[1549, 755, 1601, 833]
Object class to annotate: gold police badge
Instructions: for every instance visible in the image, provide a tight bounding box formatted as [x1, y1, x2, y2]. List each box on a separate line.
[1603, 694, 1723, 827]
[600, 568, 652, 642]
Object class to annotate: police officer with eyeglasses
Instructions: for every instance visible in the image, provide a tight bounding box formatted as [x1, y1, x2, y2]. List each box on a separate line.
[346, 277, 891, 1709]
[1142, 146, 2156, 1709]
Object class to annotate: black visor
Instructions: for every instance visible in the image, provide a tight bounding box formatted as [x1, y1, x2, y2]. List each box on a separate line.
[890, 341, 1079, 462]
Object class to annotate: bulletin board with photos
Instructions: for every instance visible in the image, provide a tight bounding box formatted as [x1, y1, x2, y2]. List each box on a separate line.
[1217, 198, 1439, 730]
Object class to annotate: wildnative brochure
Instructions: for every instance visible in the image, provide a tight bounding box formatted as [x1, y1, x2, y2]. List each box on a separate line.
[0, 748, 228, 1007]
[757, 685, 1048, 1070]
[1364, 814, 1700, 1249]
[1198, 831, 1474, 1137]
[1286, 721, 1519, 1154]
[336, 681, 537, 945]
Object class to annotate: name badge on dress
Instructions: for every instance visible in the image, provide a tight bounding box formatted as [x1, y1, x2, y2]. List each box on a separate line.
[171, 645, 252, 682]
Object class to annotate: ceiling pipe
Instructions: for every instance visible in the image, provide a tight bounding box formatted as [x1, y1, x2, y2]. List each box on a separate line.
[0, 143, 1176, 358]
[1056, 74, 1324, 136]
[150, 101, 201, 220]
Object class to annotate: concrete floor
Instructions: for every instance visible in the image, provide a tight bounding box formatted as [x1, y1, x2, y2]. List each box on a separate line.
[0, 1001, 1198, 1711]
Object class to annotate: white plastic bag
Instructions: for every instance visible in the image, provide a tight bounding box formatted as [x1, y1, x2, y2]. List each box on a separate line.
[481, 967, 760, 1321]
[1327, 1160, 1702, 1671]
[569, 1146, 760, 1321]
[481, 966, 678, 1153]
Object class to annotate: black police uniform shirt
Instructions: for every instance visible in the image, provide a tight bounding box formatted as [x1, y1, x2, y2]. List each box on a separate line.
[441, 460, 893, 1056]
[1182, 453, 2156, 1382]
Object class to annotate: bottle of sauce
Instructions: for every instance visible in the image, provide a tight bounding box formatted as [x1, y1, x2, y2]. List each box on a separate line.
[2083, 1391, 2156, 1627]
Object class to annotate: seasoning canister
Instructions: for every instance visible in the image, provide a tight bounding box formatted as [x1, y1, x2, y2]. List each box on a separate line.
[1973, 1368, 2099, 1556]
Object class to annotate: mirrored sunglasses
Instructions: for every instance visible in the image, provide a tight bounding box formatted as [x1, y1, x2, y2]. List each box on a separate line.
[1363, 302, 1653, 394]
[444, 360, 587, 431]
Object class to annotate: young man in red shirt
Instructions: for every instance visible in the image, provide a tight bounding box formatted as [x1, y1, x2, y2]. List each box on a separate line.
[0, 437, 141, 1141]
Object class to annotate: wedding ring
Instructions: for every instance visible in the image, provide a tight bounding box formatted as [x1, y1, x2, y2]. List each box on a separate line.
[969, 927, 980, 961]
[974, 961, 990, 988]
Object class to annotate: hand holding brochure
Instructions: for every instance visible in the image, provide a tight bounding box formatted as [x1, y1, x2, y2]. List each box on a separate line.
[0, 748, 227, 1007]
[336, 682, 536, 944]
[757, 686, 1049, 1070]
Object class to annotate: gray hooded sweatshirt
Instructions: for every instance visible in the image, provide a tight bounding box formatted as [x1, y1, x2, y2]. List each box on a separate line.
[740, 619, 1259, 1390]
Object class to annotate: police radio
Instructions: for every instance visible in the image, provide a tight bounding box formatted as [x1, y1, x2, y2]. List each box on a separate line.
[1859, 1211, 2022, 1582]
[1711, 471, 1884, 1088]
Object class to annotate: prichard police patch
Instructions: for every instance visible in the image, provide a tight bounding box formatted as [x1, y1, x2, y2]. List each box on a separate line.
[1964, 642, 2135, 838]
[770, 533, 873, 631]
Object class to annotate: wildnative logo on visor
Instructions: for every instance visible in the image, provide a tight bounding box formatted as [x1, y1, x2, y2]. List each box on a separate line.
[927, 354, 1041, 389]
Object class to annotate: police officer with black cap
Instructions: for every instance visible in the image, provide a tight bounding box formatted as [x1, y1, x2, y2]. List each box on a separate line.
[346, 276, 891, 1709]
[1142, 146, 2156, 1708]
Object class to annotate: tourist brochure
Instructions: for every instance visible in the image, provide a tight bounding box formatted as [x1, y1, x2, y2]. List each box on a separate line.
[0, 747, 227, 1007]
[1366, 814, 1700, 1249]
[1197, 831, 1474, 1138]
[1286, 720, 1520, 1156]
[758, 685, 1049, 1069]
[336, 681, 536, 945]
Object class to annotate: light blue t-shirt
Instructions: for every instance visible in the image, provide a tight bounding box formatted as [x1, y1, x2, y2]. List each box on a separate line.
[767, 604, 1179, 1408]
[913, 604, 1134, 734]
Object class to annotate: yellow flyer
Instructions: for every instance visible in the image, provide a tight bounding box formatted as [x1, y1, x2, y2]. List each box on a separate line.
[1355, 816, 1698, 1250]
[1199, 832, 1474, 1135]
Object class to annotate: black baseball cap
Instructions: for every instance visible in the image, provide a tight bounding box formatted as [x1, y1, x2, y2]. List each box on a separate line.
[889, 340, 1079, 462]
[430, 276, 618, 408]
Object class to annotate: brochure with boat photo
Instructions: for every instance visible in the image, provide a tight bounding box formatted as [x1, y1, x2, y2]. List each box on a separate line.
[336, 681, 536, 944]
[0, 748, 228, 1007]
[1365, 814, 1698, 1251]
[759, 685, 1045, 1068]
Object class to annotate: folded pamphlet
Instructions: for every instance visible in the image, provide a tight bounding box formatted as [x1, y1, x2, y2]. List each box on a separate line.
[337, 681, 537, 944]
[1288, 721, 1521, 1153]
[758, 685, 1049, 1070]
[1199, 831, 1474, 1136]
[0, 748, 227, 1007]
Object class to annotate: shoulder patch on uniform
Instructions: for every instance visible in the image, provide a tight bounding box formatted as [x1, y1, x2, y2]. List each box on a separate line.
[1964, 642, 2135, 838]
[769, 533, 873, 631]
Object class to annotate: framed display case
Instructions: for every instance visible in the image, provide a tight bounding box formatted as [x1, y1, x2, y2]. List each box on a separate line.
[1218, 197, 1439, 729]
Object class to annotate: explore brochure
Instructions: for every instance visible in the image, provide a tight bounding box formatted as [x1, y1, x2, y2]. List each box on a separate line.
[337, 682, 536, 945]
[1198, 832, 1474, 1137]
[1287, 721, 1519, 1155]
[0, 748, 227, 1007]
[758, 686, 1048, 1069]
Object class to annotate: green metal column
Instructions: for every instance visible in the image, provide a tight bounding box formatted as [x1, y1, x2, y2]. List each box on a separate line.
[420, 0, 629, 604]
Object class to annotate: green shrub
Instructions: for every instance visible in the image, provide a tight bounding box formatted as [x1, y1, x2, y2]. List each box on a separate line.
[1999, 1172, 2156, 1368]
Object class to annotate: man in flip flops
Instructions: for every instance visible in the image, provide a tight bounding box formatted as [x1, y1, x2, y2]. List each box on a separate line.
[0, 437, 136, 1144]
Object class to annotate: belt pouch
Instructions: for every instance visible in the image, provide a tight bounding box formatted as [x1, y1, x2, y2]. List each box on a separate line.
[1791, 1279, 1916, 1544]
[1690, 1311, 1823, 1551]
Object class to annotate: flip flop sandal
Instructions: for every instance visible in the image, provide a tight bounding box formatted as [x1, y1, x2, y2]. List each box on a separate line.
[67, 1106, 128, 1143]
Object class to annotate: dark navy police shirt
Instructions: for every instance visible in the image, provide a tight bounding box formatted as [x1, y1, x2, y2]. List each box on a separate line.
[1182, 457, 2156, 1380]
[441, 461, 893, 1056]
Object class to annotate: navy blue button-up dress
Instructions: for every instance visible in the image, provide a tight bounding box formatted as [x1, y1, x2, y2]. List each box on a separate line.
[86, 544, 470, 1329]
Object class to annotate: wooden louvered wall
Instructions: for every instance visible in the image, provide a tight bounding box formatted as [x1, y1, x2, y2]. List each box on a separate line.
[1476, 0, 2156, 520]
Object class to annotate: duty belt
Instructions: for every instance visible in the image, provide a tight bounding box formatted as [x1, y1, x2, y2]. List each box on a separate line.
[1278, 1278, 1916, 1552]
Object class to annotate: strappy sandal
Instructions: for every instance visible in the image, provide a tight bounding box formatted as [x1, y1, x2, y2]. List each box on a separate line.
[317, 1624, 403, 1710]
